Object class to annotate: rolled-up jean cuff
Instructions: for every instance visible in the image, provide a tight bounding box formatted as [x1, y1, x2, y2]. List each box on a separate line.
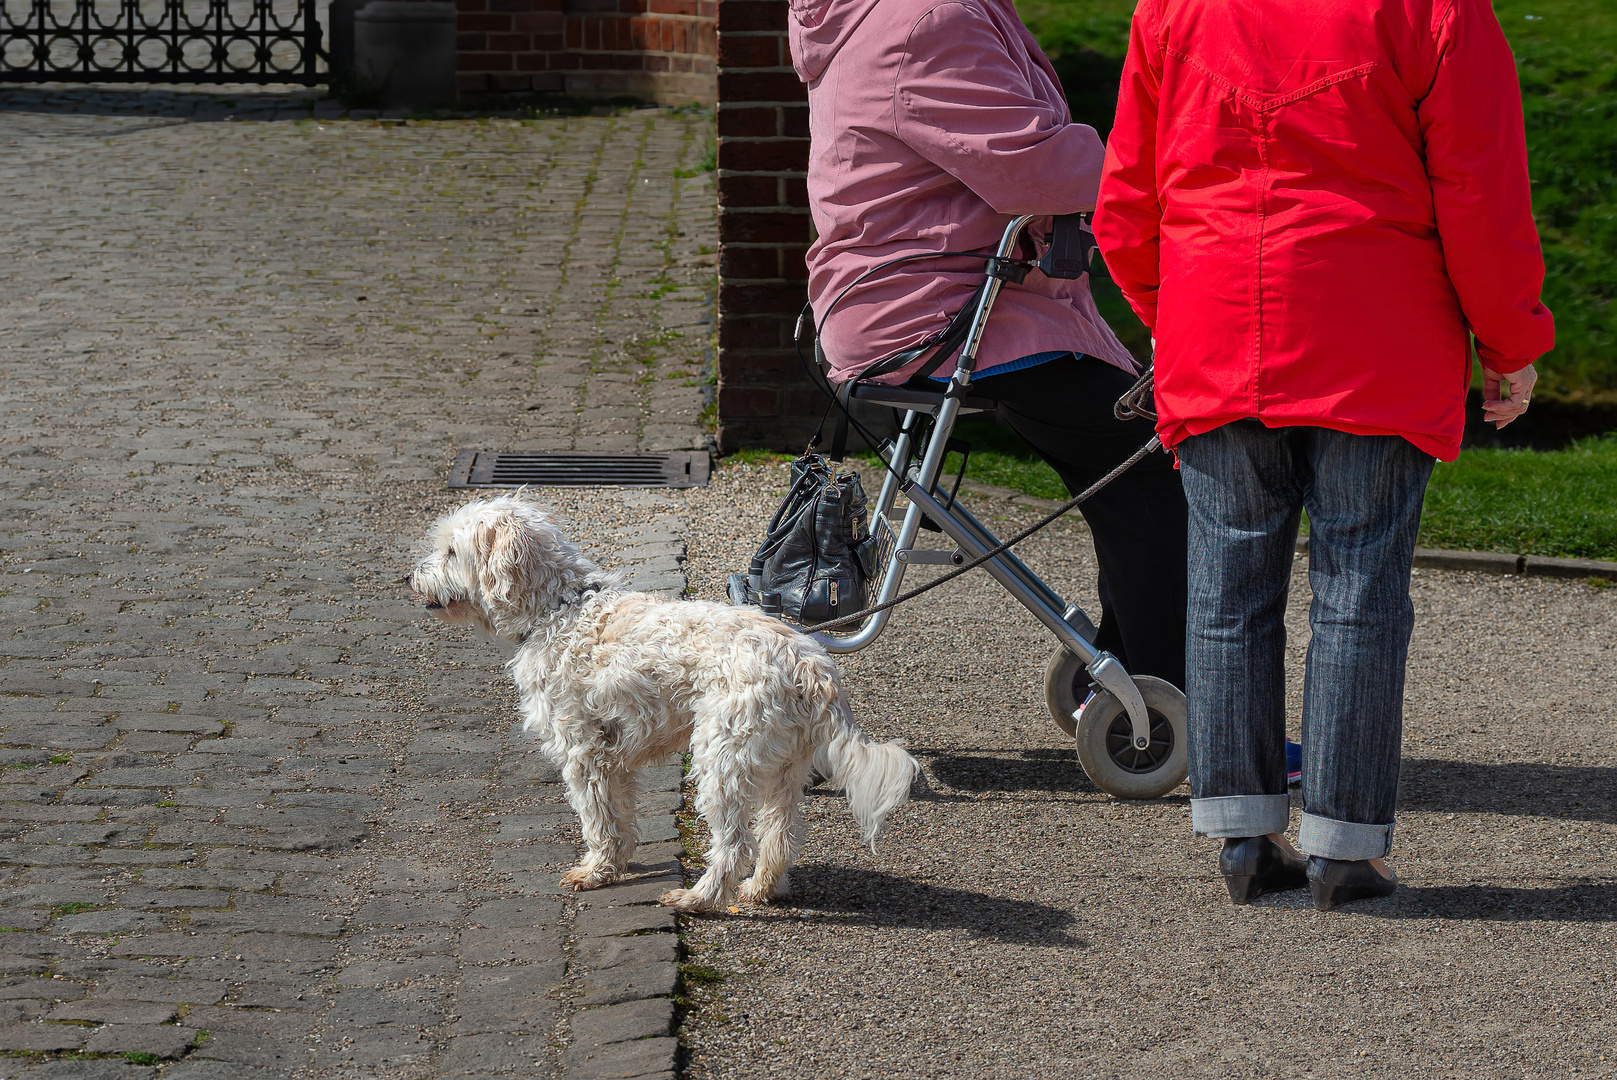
[1190, 795, 1290, 839]
[1298, 811, 1394, 860]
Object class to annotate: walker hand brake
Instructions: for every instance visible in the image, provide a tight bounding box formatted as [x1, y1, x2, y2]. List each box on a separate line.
[1086, 653, 1153, 751]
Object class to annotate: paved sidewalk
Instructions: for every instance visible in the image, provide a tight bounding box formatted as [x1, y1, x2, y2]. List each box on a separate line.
[0, 88, 713, 1079]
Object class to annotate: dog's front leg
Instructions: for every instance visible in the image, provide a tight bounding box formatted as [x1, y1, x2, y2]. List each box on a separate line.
[559, 757, 638, 890]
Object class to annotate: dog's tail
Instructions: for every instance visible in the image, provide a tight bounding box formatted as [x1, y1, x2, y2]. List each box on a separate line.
[816, 683, 920, 851]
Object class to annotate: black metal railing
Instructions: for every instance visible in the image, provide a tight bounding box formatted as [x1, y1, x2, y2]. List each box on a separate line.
[1, 0, 325, 84]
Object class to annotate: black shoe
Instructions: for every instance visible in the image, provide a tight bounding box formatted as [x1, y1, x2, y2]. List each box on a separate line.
[1220, 836, 1308, 905]
[1308, 856, 1398, 911]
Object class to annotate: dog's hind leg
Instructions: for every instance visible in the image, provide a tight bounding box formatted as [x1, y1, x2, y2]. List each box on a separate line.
[661, 764, 752, 912]
[739, 767, 806, 904]
[560, 759, 638, 890]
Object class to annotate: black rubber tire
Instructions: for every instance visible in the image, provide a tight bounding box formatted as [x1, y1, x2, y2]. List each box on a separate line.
[1073, 675, 1188, 800]
[1042, 645, 1087, 738]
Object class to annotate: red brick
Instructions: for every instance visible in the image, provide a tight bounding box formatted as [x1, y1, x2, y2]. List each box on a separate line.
[488, 33, 531, 50]
[718, 247, 781, 279]
[718, 35, 779, 67]
[718, 209, 809, 244]
[571, 0, 621, 9]
[459, 12, 510, 30]
[782, 177, 808, 207]
[490, 73, 535, 91]
[718, 349, 802, 379]
[516, 52, 557, 71]
[718, 280, 810, 314]
[718, 106, 778, 138]
[457, 31, 487, 49]
[717, 174, 781, 207]
[487, 0, 533, 11]
[781, 104, 809, 138]
[718, 139, 808, 173]
[454, 0, 487, 11]
[718, 70, 804, 103]
[512, 11, 561, 31]
[717, 2, 787, 32]
[715, 387, 779, 418]
[532, 33, 564, 50]
[564, 19, 582, 47]
[718, 318, 789, 349]
[649, 0, 697, 14]
[646, 53, 670, 71]
[459, 51, 514, 71]
[456, 72, 491, 93]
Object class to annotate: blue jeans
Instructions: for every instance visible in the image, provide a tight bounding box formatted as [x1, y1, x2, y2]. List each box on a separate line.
[1176, 421, 1434, 860]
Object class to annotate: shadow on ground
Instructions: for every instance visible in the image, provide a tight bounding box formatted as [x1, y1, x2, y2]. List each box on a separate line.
[1372, 881, 1617, 922]
[1400, 759, 1617, 823]
[924, 748, 1100, 794]
[790, 865, 1086, 947]
[0, 86, 316, 118]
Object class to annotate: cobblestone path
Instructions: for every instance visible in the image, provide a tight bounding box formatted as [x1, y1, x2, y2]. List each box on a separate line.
[0, 90, 713, 1080]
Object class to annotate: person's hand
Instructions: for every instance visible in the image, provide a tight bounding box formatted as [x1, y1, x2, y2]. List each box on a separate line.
[1481, 363, 1537, 429]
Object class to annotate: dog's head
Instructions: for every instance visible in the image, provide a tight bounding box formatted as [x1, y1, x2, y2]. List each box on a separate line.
[406, 496, 612, 641]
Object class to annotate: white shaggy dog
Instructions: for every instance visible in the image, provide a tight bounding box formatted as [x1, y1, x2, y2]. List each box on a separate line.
[406, 495, 919, 911]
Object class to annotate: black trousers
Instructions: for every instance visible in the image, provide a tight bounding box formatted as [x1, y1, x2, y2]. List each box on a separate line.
[922, 353, 1189, 689]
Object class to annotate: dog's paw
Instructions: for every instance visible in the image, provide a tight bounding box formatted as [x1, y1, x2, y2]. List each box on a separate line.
[658, 887, 721, 912]
[738, 878, 790, 904]
[560, 865, 616, 890]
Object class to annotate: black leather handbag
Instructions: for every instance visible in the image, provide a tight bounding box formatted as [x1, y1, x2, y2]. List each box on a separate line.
[727, 454, 875, 626]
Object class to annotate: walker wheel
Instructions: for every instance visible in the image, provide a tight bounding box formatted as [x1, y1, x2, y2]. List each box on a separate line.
[1073, 676, 1188, 800]
[1042, 645, 1087, 738]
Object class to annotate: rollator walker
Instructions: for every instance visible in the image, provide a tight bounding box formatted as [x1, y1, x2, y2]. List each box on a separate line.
[807, 213, 1188, 800]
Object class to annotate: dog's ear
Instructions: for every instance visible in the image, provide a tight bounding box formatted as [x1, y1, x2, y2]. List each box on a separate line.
[474, 512, 534, 610]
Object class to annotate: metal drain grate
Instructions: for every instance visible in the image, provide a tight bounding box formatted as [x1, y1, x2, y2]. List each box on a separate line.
[448, 450, 710, 489]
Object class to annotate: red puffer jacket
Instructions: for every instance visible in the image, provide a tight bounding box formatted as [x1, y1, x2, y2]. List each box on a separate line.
[1094, 0, 1554, 461]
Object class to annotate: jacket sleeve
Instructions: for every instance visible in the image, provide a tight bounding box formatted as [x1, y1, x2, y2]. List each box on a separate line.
[1419, 0, 1554, 372]
[893, 2, 1105, 217]
[1091, 0, 1164, 330]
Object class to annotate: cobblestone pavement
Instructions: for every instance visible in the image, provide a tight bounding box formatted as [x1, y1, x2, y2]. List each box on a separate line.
[0, 87, 714, 1079]
[674, 462, 1617, 1080]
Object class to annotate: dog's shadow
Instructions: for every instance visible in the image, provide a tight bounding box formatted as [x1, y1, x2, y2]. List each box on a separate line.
[784, 864, 1086, 947]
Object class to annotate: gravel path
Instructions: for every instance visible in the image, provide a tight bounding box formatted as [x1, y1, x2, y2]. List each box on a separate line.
[672, 458, 1617, 1080]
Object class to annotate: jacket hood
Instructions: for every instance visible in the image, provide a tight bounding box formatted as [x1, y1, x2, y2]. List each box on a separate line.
[789, 0, 886, 82]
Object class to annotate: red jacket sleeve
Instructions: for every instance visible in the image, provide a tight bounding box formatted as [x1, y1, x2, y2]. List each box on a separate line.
[1419, 0, 1554, 372]
[894, 2, 1106, 217]
[1092, 0, 1164, 330]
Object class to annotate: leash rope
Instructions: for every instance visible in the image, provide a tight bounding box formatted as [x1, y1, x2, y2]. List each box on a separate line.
[799, 435, 1163, 633]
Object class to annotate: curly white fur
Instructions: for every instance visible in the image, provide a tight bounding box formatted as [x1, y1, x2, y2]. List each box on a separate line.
[407, 495, 919, 911]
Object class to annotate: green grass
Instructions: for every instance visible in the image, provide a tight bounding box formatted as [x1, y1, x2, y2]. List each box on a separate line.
[1421, 434, 1617, 559]
[1017, 0, 1617, 398]
[937, 419, 1617, 560]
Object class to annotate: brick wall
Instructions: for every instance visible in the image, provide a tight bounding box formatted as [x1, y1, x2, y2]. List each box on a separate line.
[712, 0, 816, 452]
[455, 0, 717, 104]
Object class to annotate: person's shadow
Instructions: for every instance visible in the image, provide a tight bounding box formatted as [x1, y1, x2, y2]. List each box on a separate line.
[1399, 759, 1617, 823]
[1367, 881, 1617, 921]
[786, 865, 1086, 947]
